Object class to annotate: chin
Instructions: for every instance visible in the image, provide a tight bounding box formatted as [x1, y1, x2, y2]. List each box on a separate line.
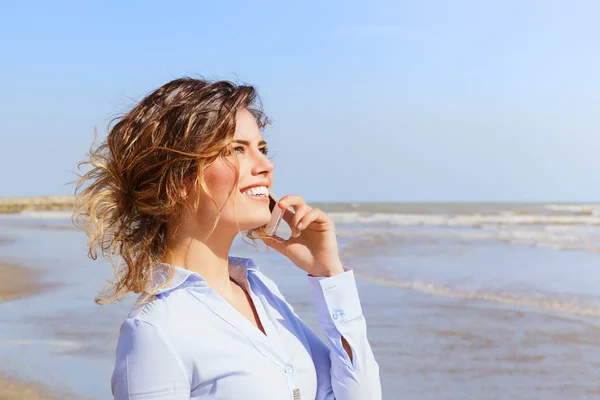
[239, 218, 271, 232]
[248, 221, 269, 230]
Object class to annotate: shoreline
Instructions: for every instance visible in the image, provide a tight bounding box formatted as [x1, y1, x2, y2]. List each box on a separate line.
[0, 196, 75, 214]
[0, 372, 59, 400]
[0, 263, 60, 399]
[0, 263, 49, 303]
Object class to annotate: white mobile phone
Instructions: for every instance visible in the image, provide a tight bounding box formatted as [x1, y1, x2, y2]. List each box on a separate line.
[265, 193, 288, 236]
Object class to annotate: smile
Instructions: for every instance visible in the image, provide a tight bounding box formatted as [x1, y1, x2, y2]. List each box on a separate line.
[241, 185, 269, 197]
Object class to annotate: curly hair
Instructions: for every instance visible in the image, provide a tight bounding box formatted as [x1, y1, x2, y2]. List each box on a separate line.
[73, 78, 270, 304]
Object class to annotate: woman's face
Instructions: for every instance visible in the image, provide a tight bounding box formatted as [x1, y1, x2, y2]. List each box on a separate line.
[196, 108, 274, 233]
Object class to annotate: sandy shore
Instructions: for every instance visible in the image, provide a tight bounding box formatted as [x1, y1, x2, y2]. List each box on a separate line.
[0, 372, 59, 400]
[0, 263, 48, 303]
[0, 195, 74, 214]
[0, 263, 60, 400]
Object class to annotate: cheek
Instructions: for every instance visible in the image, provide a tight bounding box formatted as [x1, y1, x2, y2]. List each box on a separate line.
[203, 160, 239, 200]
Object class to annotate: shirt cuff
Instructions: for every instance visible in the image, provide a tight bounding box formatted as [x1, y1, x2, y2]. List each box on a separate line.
[307, 268, 363, 328]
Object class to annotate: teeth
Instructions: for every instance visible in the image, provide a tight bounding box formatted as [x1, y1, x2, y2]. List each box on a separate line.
[242, 186, 268, 197]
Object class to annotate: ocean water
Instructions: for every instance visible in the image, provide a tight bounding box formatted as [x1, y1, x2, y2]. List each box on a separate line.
[2, 203, 600, 399]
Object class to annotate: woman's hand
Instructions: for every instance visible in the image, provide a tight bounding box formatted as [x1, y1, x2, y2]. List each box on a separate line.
[262, 195, 344, 277]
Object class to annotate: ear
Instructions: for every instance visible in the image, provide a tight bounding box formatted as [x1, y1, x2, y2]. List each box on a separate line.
[179, 176, 197, 200]
[179, 186, 189, 199]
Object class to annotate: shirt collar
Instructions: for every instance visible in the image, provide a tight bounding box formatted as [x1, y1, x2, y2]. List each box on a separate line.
[149, 256, 259, 294]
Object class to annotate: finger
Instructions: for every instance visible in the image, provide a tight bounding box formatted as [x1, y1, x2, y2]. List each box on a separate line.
[276, 195, 306, 225]
[277, 195, 307, 212]
[289, 204, 312, 236]
[296, 208, 323, 234]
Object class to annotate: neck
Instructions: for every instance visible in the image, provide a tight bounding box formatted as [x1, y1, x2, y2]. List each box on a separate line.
[165, 224, 238, 295]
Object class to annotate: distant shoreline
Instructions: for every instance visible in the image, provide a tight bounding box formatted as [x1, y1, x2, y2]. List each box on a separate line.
[2, 196, 600, 215]
[0, 196, 75, 214]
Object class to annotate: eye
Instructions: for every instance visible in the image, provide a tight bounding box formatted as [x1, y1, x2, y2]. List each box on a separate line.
[260, 146, 269, 155]
[233, 146, 245, 154]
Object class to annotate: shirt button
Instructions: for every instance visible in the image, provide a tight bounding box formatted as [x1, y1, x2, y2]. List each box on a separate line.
[332, 310, 342, 320]
[284, 365, 293, 374]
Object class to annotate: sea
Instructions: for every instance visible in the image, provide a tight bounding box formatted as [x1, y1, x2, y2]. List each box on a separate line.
[2, 203, 600, 399]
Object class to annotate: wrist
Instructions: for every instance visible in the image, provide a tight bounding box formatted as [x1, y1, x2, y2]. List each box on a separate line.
[310, 259, 344, 277]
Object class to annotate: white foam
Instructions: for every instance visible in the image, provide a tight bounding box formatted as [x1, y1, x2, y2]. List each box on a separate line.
[330, 211, 600, 227]
[0, 210, 73, 219]
[0, 339, 79, 347]
[337, 224, 600, 254]
[354, 272, 600, 317]
[545, 204, 600, 215]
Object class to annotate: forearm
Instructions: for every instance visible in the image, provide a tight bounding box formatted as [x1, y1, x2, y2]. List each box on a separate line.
[307, 267, 382, 399]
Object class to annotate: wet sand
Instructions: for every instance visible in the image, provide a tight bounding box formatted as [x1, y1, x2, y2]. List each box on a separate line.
[0, 372, 58, 400]
[0, 263, 59, 400]
[0, 195, 74, 213]
[0, 263, 47, 303]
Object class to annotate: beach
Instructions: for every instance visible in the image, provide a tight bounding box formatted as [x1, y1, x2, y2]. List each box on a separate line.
[0, 371, 58, 400]
[0, 196, 74, 214]
[3, 203, 600, 398]
[0, 263, 58, 400]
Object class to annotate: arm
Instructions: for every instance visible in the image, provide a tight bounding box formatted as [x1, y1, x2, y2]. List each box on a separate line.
[112, 318, 190, 400]
[307, 268, 382, 400]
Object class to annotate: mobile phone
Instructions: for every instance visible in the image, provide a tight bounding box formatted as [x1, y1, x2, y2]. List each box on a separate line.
[265, 193, 287, 236]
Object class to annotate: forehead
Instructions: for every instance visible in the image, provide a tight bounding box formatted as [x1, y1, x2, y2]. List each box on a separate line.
[234, 109, 263, 142]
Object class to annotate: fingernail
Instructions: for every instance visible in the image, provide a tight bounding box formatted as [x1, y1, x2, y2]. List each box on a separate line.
[297, 223, 303, 230]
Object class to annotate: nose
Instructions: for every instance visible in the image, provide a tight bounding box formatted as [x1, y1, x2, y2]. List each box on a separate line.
[251, 150, 274, 176]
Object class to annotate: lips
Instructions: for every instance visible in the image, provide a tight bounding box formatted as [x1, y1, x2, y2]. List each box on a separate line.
[241, 185, 269, 197]
[239, 182, 270, 192]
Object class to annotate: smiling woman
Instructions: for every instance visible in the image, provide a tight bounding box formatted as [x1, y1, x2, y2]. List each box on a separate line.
[73, 79, 271, 303]
[73, 77, 381, 400]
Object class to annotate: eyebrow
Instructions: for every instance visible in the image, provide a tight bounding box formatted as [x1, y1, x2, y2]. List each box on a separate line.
[232, 139, 267, 146]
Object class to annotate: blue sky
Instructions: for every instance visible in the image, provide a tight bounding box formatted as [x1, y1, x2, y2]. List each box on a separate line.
[1, 1, 599, 202]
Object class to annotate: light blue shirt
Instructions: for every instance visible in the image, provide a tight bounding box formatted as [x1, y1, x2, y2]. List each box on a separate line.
[111, 256, 381, 399]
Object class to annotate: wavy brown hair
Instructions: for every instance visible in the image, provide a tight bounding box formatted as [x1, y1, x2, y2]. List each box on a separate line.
[73, 78, 270, 304]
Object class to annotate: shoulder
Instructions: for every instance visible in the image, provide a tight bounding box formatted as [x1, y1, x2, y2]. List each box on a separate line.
[112, 313, 191, 396]
[119, 291, 188, 344]
[120, 289, 205, 352]
[127, 288, 189, 323]
[115, 291, 201, 374]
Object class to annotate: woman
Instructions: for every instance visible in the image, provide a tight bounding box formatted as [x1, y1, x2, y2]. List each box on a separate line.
[74, 78, 381, 399]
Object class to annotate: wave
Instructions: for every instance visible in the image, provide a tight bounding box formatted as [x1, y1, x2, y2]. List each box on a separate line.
[337, 227, 600, 256]
[354, 271, 600, 318]
[545, 204, 600, 215]
[330, 211, 600, 227]
[6, 207, 600, 227]
[0, 210, 73, 219]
